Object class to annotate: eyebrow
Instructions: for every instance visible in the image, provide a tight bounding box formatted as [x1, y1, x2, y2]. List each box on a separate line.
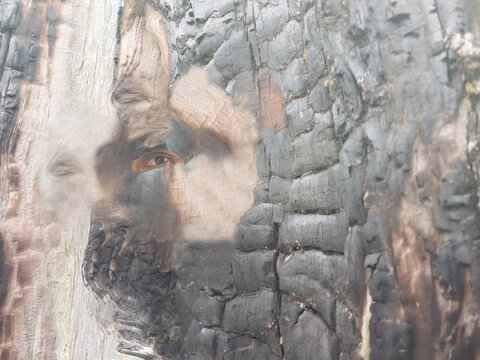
[126, 115, 234, 163]
[195, 128, 232, 159]
[129, 138, 167, 160]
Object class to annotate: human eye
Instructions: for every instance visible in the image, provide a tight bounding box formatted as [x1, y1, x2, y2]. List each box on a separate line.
[132, 150, 182, 172]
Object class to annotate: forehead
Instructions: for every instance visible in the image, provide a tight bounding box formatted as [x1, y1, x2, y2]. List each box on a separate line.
[169, 67, 259, 147]
[116, 1, 286, 146]
[121, 66, 259, 159]
[156, 1, 286, 126]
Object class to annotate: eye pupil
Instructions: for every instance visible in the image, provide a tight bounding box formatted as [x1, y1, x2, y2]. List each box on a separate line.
[154, 156, 168, 165]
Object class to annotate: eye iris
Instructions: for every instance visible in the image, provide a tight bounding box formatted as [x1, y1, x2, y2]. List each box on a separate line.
[154, 156, 168, 165]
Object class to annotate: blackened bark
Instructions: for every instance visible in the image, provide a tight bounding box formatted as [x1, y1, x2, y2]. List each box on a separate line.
[1, 0, 480, 359]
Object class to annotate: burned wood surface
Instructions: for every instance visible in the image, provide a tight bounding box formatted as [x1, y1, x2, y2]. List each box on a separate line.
[0, 0, 480, 359]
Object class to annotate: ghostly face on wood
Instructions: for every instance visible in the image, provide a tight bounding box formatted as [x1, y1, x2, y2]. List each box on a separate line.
[82, 2, 283, 357]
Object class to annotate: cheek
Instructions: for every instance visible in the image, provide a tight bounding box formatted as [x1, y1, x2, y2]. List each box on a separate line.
[121, 169, 170, 220]
[168, 146, 257, 241]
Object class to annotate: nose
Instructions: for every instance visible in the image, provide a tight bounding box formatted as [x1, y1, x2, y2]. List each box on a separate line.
[118, 169, 169, 212]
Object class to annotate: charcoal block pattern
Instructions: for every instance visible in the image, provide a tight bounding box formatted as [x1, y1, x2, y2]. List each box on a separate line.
[79, 0, 480, 359]
[2, 0, 478, 359]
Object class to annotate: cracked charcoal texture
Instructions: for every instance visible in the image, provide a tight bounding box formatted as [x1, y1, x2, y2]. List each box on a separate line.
[150, 0, 480, 358]
[0, 0, 23, 149]
[2, 0, 480, 359]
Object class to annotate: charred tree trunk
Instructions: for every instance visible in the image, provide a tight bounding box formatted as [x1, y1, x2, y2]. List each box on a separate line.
[0, 0, 480, 359]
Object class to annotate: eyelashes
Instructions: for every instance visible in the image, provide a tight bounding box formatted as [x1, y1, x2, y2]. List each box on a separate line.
[132, 150, 183, 173]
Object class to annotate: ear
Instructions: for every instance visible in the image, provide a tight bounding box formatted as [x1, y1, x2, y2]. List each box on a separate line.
[113, 1, 171, 111]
